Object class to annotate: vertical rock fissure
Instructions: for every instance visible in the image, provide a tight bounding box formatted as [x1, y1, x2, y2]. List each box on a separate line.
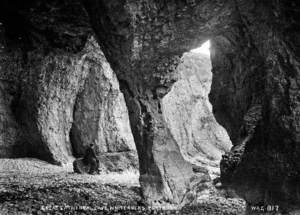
[162, 51, 232, 178]
[69, 88, 84, 157]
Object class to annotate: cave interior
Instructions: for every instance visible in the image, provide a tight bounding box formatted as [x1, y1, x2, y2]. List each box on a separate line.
[0, 0, 300, 214]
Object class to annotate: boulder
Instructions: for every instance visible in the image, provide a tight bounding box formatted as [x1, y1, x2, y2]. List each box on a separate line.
[73, 151, 138, 174]
[73, 158, 93, 174]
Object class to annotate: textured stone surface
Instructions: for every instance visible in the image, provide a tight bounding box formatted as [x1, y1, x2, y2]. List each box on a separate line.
[70, 36, 138, 171]
[162, 52, 231, 176]
[74, 152, 138, 174]
[17, 45, 93, 164]
[82, 0, 237, 205]
[209, 1, 300, 212]
[0, 2, 137, 169]
[0, 159, 246, 215]
[70, 37, 136, 156]
[1, 32, 138, 168]
[0, 0, 300, 211]
[0, 0, 92, 164]
[0, 0, 237, 204]
[0, 81, 22, 157]
[83, 0, 300, 209]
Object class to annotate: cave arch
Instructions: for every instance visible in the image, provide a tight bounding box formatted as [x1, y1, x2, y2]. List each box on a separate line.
[82, 1, 300, 210]
[0, 0, 299, 211]
[81, 0, 237, 204]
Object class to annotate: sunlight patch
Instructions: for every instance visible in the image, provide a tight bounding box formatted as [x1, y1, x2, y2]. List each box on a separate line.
[190, 40, 210, 56]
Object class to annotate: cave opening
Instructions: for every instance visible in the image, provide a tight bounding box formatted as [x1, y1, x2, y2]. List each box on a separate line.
[0, 0, 299, 213]
[161, 39, 232, 179]
[190, 40, 211, 56]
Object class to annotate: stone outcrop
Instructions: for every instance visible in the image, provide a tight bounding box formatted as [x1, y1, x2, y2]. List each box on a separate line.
[17, 42, 95, 164]
[0, 1, 137, 169]
[209, 1, 300, 212]
[0, 0, 93, 164]
[82, 0, 237, 205]
[2, 0, 234, 205]
[1, 0, 300, 211]
[82, 0, 300, 209]
[162, 52, 231, 176]
[70, 37, 138, 171]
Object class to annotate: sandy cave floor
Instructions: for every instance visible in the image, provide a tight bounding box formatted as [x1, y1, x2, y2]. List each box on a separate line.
[0, 158, 246, 215]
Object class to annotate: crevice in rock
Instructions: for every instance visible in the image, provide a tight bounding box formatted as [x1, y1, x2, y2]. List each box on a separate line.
[1, 0, 299, 212]
[161, 45, 232, 179]
[69, 92, 83, 158]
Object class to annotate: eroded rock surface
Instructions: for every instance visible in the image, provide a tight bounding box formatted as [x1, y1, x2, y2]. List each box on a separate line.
[162, 52, 231, 176]
[0, 2, 137, 169]
[0, 0, 92, 165]
[82, 0, 238, 205]
[1, 0, 237, 205]
[83, 0, 300, 209]
[18, 43, 95, 164]
[70, 37, 137, 171]
[209, 1, 300, 212]
[1, 0, 300, 211]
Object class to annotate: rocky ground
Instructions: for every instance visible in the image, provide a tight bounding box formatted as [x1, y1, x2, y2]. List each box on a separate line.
[0, 158, 246, 215]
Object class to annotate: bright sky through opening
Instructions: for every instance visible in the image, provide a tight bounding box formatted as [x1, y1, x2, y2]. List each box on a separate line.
[190, 40, 210, 56]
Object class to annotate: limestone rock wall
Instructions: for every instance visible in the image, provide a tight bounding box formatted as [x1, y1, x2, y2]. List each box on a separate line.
[83, 0, 300, 209]
[82, 0, 237, 204]
[70, 37, 138, 171]
[1, 0, 300, 211]
[210, 1, 300, 211]
[0, 30, 138, 168]
[162, 52, 231, 176]
[0, 0, 93, 165]
[0, 0, 137, 169]
[16, 44, 93, 164]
